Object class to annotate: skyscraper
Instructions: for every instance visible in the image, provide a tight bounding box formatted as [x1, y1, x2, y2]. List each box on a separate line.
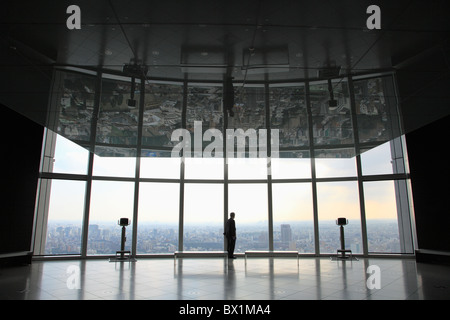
[281, 224, 292, 243]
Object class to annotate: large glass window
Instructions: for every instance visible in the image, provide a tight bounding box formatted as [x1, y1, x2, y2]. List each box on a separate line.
[35, 70, 413, 258]
[88, 181, 135, 255]
[140, 153, 180, 179]
[360, 141, 393, 175]
[363, 181, 401, 253]
[184, 157, 224, 180]
[314, 148, 357, 178]
[271, 151, 311, 179]
[49, 131, 89, 175]
[228, 158, 267, 180]
[317, 181, 362, 254]
[92, 151, 136, 178]
[272, 183, 314, 252]
[183, 183, 224, 251]
[137, 182, 179, 254]
[228, 184, 269, 252]
[44, 179, 86, 255]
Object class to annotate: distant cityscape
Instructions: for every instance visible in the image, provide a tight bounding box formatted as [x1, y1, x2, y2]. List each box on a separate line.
[44, 219, 401, 255]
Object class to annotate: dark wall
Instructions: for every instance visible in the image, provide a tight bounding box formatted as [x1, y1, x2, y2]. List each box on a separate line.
[1, 104, 43, 254]
[397, 43, 450, 254]
[406, 115, 450, 252]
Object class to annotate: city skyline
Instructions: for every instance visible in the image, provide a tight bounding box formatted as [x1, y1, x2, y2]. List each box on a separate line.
[44, 219, 401, 255]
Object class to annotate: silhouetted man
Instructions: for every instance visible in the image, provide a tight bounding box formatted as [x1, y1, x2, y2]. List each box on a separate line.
[224, 212, 236, 259]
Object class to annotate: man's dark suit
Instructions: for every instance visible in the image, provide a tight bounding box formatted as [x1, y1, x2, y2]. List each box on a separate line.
[224, 218, 236, 258]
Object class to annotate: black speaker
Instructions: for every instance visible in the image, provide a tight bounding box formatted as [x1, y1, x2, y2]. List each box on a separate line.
[336, 217, 348, 226]
[118, 218, 130, 226]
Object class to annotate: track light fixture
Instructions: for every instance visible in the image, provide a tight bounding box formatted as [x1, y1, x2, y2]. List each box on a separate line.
[224, 76, 235, 117]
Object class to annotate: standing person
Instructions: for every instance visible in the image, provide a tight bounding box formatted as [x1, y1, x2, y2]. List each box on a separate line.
[224, 212, 236, 259]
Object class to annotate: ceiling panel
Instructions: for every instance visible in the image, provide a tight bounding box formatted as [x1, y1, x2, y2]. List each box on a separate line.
[3, 0, 447, 82]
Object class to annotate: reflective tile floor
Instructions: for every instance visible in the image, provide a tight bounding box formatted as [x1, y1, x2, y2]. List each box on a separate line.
[1, 257, 450, 300]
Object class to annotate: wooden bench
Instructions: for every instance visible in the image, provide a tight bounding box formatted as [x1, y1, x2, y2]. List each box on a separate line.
[244, 250, 299, 266]
[174, 251, 228, 265]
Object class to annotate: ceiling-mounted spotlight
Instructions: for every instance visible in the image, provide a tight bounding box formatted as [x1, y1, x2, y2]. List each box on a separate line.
[317, 62, 341, 79]
[123, 59, 148, 78]
[328, 78, 338, 109]
[127, 77, 137, 109]
[224, 76, 235, 117]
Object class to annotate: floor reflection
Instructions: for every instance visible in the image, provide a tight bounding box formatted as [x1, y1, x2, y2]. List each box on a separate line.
[0, 257, 449, 300]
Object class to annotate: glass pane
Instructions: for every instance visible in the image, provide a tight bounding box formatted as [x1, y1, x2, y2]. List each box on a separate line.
[228, 184, 269, 252]
[269, 85, 309, 147]
[227, 85, 266, 131]
[184, 157, 224, 180]
[364, 181, 401, 253]
[317, 181, 362, 254]
[92, 148, 136, 177]
[360, 141, 394, 175]
[272, 183, 314, 252]
[53, 71, 95, 142]
[271, 151, 311, 179]
[51, 132, 89, 175]
[186, 84, 223, 151]
[142, 82, 183, 147]
[137, 183, 179, 254]
[140, 153, 180, 179]
[314, 148, 357, 178]
[225, 85, 266, 160]
[310, 80, 353, 146]
[183, 184, 224, 251]
[96, 78, 139, 146]
[88, 181, 135, 255]
[354, 77, 392, 143]
[44, 179, 85, 255]
[228, 158, 267, 180]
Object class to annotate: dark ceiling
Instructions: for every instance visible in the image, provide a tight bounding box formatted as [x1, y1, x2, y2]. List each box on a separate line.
[2, 0, 449, 82]
[1, 0, 449, 138]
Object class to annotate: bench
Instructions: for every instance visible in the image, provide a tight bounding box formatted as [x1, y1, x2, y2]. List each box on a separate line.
[109, 250, 136, 263]
[174, 251, 228, 265]
[244, 250, 299, 266]
[336, 249, 353, 260]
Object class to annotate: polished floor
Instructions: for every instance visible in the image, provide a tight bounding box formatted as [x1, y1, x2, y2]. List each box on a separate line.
[1, 256, 450, 300]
